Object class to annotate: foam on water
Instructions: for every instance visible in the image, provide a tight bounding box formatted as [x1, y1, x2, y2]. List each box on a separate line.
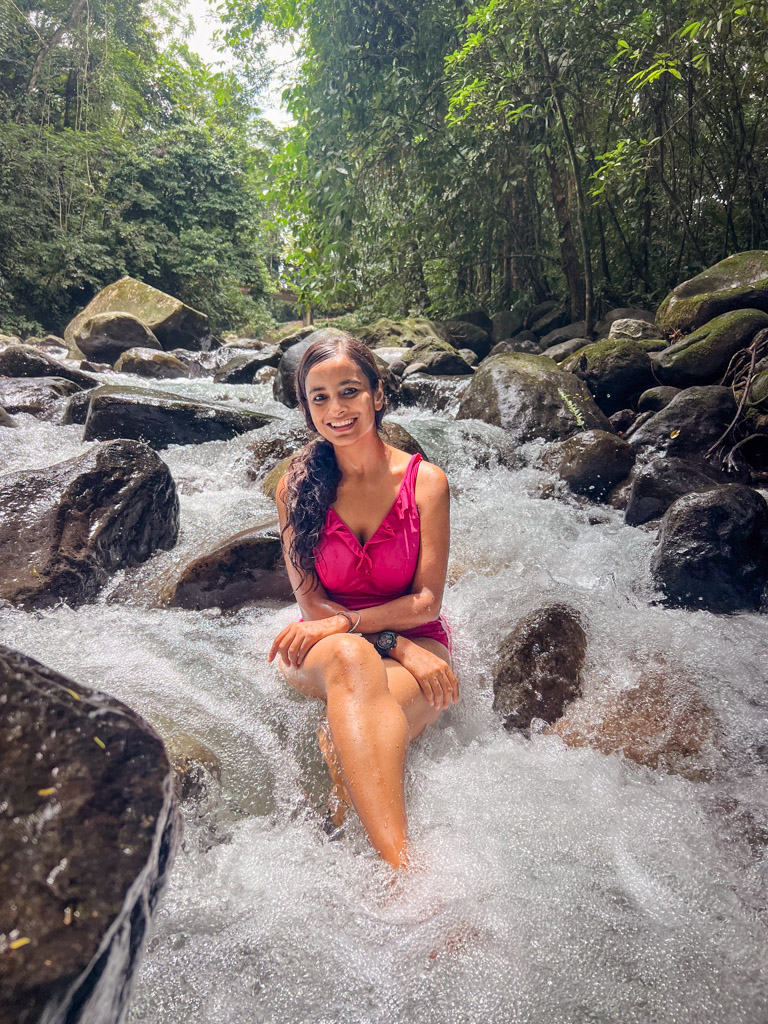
[1, 379, 767, 1023]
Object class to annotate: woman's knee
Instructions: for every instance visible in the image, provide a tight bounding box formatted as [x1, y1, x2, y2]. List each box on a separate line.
[315, 633, 382, 694]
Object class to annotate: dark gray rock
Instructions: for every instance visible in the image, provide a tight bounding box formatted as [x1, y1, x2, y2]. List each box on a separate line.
[457, 352, 612, 443]
[0, 343, 98, 389]
[650, 485, 768, 611]
[61, 388, 93, 426]
[213, 348, 281, 383]
[625, 456, 729, 526]
[488, 334, 541, 357]
[0, 439, 179, 608]
[0, 645, 180, 1024]
[540, 321, 587, 349]
[453, 310, 493, 334]
[0, 377, 83, 420]
[545, 337, 595, 362]
[628, 386, 737, 457]
[530, 302, 569, 337]
[113, 346, 189, 379]
[402, 338, 474, 376]
[541, 430, 634, 500]
[491, 309, 525, 343]
[525, 300, 558, 329]
[637, 386, 682, 413]
[437, 320, 492, 360]
[83, 385, 275, 449]
[492, 604, 587, 730]
[652, 308, 768, 386]
[563, 337, 656, 415]
[75, 312, 162, 365]
[609, 408, 637, 435]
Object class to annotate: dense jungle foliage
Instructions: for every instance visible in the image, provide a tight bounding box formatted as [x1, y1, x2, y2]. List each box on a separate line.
[2, 0, 768, 335]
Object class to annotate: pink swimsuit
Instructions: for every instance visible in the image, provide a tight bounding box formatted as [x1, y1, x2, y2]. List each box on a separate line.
[314, 453, 451, 651]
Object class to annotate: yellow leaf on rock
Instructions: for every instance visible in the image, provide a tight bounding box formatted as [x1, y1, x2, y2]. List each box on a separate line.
[93, 737, 106, 750]
[10, 937, 31, 950]
[670, 429, 680, 438]
[37, 788, 56, 797]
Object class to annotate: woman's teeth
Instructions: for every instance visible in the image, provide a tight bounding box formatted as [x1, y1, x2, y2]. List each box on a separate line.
[329, 419, 354, 428]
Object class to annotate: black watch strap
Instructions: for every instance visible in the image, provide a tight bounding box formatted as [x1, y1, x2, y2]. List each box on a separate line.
[374, 630, 398, 656]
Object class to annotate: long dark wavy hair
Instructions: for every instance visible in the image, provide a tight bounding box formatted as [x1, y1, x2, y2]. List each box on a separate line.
[282, 333, 386, 589]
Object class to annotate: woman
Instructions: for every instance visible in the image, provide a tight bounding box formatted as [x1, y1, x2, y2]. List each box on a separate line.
[267, 334, 459, 868]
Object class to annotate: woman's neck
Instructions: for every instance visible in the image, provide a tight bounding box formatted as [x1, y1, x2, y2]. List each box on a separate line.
[333, 429, 389, 482]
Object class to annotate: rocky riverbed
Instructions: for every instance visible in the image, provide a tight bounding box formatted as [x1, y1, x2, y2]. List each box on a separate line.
[2, 259, 768, 1023]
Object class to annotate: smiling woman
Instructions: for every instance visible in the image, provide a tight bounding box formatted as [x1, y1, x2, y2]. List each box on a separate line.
[267, 334, 457, 868]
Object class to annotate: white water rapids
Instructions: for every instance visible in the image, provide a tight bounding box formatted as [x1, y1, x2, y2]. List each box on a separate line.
[2, 373, 767, 1023]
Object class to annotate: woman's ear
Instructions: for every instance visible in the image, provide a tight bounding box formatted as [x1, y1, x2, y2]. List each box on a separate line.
[373, 381, 385, 411]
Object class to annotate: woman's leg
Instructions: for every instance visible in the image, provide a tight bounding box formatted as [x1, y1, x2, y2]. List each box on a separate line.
[281, 635, 451, 862]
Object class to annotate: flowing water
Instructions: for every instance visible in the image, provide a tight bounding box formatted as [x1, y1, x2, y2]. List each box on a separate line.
[2, 372, 767, 1023]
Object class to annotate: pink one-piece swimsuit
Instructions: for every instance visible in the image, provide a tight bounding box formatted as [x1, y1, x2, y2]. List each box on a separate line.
[314, 453, 452, 652]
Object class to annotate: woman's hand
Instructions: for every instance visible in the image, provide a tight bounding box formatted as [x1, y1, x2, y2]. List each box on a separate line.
[396, 643, 459, 710]
[268, 614, 349, 668]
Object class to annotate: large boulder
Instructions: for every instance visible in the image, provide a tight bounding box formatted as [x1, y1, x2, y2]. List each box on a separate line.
[608, 318, 662, 342]
[456, 352, 612, 443]
[650, 485, 768, 612]
[656, 251, 768, 334]
[545, 337, 595, 362]
[0, 439, 179, 609]
[491, 309, 524, 343]
[540, 321, 586, 349]
[0, 645, 180, 1024]
[355, 317, 448, 350]
[492, 604, 587, 731]
[529, 302, 569, 337]
[625, 456, 730, 526]
[402, 338, 474, 376]
[652, 308, 768, 386]
[750, 368, 768, 411]
[0, 343, 98, 389]
[83, 385, 274, 449]
[65, 277, 210, 353]
[540, 430, 634, 500]
[213, 348, 281, 383]
[113, 347, 188, 379]
[0, 377, 83, 420]
[436, 320, 492, 360]
[73, 311, 162, 365]
[452, 310, 493, 334]
[628, 386, 736, 458]
[563, 337, 656, 415]
[162, 518, 291, 610]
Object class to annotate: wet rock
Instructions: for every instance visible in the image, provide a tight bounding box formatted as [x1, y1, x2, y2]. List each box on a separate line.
[653, 308, 768, 386]
[546, 337, 595, 362]
[73, 311, 162, 365]
[554, 669, 716, 778]
[650, 485, 768, 611]
[83, 384, 274, 449]
[437, 320, 492, 360]
[594, 307, 656, 338]
[488, 334, 541, 357]
[163, 518, 292, 610]
[0, 404, 16, 427]
[492, 604, 587, 731]
[608, 318, 661, 342]
[261, 456, 292, 500]
[540, 430, 634, 500]
[274, 328, 355, 407]
[625, 457, 729, 526]
[79, 360, 112, 373]
[356, 317, 448, 350]
[164, 733, 221, 803]
[402, 338, 474, 376]
[0, 377, 83, 420]
[458, 348, 479, 367]
[605, 476, 633, 511]
[0, 332, 23, 347]
[453, 310, 493, 335]
[66, 277, 210, 352]
[457, 352, 612, 443]
[369, 346, 410, 368]
[491, 309, 524, 343]
[656, 250, 768, 334]
[0, 439, 179, 608]
[274, 325, 318, 352]
[0, 343, 98, 389]
[213, 348, 281, 383]
[563, 338, 655, 415]
[398, 372, 472, 412]
[0, 645, 180, 1024]
[609, 408, 637, 435]
[637, 386, 681, 413]
[728, 432, 768, 485]
[628, 386, 736, 457]
[61, 389, 93, 426]
[221, 335, 268, 350]
[254, 366, 277, 385]
[114, 347, 188, 379]
[24, 334, 70, 359]
[540, 321, 587, 349]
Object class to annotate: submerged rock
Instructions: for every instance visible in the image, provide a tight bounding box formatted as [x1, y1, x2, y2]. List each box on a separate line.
[540, 430, 634, 500]
[492, 604, 587, 731]
[0, 377, 83, 420]
[163, 518, 291, 610]
[656, 250, 768, 334]
[74, 311, 162, 365]
[0, 645, 180, 1024]
[398, 372, 472, 412]
[564, 337, 655, 415]
[650, 485, 768, 612]
[164, 733, 222, 803]
[456, 352, 611, 443]
[0, 439, 179, 608]
[628, 386, 736, 458]
[0, 404, 16, 428]
[65, 276, 210, 352]
[83, 384, 274, 449]
[653, 308, 768, 386]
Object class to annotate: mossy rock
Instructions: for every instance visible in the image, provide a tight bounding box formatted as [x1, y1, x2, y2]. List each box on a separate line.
[657, 251, 768, 334]
[652, 307, 768, 386]
[563, 337, 655, 414]
[65, 277, 210, 353]
[749, 369, 768, 411]
[401, 337, 474, 375]
[355, 317, 449, 350]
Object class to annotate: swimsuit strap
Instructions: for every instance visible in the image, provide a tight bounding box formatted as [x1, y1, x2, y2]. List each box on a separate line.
[400, 452, 423, 506]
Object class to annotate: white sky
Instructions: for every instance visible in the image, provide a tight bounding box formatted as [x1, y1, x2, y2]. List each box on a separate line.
[182, 0, 296, 127]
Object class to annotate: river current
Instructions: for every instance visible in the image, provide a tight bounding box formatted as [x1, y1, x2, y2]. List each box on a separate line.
[1, 373, 767, 1023]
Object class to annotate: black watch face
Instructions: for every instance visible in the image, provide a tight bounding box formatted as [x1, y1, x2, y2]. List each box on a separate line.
[376, 630, 397, 652]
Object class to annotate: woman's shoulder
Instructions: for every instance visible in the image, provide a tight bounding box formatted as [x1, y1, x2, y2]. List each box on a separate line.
[411, 454, 448, 502]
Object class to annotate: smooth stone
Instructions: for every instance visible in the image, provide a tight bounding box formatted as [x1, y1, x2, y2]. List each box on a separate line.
[437, 320, 492, 360]
[608, 408, 637, 435]
[529, 302, 569, 337]
[213, 348, 281, 383]
[0, 377, 82, 420]
[540, 430, 634, 500]
[652, 308, 768, 386]
[0, 404, 16, 428]
[563, 337, 656, 415]
[61, 389, 93, 426]
[625, 456, 730, 527]
[452, 310, 493, 334]
[114, 347, 189, 379]
[458, 347, 479, 366]
[637, 386, 682, 412]
[546, 337, 594, 362]
[540, 321, 587, 349]
[488, 335, 541, 357]
[0, 343, 98, 389]
[628, 386, 737, 457]
[594, 307, 656, 338]
[401, 337, 474, 376]
[491, 309, 525, 343]
[74, 311, 162, 365]
[656, 250, 768, 334]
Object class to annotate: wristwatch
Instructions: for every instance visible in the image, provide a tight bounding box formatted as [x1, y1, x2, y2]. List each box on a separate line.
[374, 630, 398, 657]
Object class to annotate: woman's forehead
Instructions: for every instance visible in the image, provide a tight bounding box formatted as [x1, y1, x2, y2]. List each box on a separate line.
[304, 354, 364, 383]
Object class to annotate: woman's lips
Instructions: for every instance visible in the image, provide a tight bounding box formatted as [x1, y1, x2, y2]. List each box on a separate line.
[327, 417, 356, 432]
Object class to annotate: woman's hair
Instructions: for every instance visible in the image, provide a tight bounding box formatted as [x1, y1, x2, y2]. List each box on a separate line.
[282, 333, 386, 588]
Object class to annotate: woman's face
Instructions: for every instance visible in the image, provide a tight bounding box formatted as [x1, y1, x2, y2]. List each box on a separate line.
[302, 354, 383, 445]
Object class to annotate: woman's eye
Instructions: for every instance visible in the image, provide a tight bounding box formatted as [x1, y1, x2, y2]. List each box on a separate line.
[311, 394, 327, 403]
[342, 388, 358, 396]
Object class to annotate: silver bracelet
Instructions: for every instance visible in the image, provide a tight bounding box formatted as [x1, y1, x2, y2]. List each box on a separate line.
[348, 611, 361, 634]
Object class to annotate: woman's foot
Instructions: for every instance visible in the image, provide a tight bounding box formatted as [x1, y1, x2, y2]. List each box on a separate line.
[317, 721, 352, 828]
